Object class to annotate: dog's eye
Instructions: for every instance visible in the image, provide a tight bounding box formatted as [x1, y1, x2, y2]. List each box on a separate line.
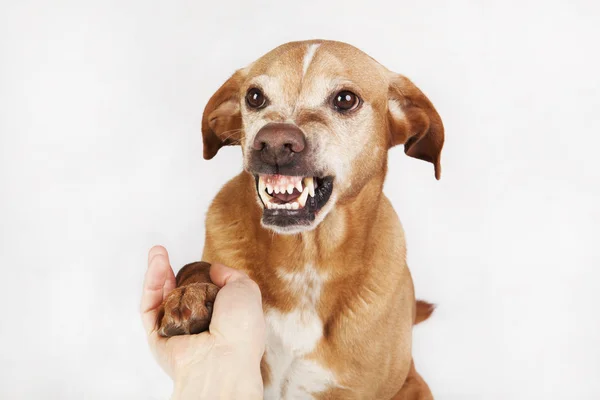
[246, 88, 267, 109]
[332, 90, 361, 113]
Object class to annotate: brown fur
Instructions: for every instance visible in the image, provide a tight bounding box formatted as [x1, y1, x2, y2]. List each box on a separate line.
[158, 40, 443, 399]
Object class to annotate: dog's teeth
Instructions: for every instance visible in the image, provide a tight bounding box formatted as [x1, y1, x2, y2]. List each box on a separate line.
[259, 177, 266, 194]
[266, 184, 273, 194]
[274, 186, 280, 194]
[305, 177, 315, 197]
[295, 181, 303, 192]
[291, 202, 299, 210]
[257, 177, 274, 207]
[287, 184, 294, 194]
[298, 186, 310, 208]
[285, 203, 292, 210]
[278, 204, 286, 209]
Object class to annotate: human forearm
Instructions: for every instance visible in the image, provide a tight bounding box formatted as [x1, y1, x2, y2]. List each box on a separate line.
[171, 354, 263, 400]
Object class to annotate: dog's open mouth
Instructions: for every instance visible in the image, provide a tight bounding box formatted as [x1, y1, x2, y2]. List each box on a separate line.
[255, 174, 334, 228]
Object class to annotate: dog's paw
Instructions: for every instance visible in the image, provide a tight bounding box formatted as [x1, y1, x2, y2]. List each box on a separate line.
[157, 282, 219, 337]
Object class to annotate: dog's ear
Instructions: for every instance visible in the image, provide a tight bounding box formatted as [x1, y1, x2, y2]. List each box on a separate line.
[387, 73, 444, 180]
[201, 70, 245, 160]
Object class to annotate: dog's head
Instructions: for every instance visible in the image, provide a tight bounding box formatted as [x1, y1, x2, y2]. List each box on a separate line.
[202, 40, 444, 234]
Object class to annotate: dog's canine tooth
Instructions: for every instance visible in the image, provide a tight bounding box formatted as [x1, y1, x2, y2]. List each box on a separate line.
[257, 176, 277, 208]
[298, 186, 310, 207]
[259, 176, 266, 194]
[259, 190, 271, 207]
[304, 177, 315, 197]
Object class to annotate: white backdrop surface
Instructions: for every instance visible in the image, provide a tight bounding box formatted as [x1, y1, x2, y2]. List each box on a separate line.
[1, 1, 599, 399]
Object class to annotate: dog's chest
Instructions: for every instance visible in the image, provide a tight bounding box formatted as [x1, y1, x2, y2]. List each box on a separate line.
[263, 264, 337, 399]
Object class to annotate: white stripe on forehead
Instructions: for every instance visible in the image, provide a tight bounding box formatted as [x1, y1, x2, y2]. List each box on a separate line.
[302, 44, 321, 77]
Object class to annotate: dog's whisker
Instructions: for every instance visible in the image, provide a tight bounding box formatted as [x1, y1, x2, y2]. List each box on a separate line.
[219, 128, 243, 143]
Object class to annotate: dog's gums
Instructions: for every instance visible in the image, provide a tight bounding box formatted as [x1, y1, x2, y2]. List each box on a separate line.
[255, 174, 334, 227]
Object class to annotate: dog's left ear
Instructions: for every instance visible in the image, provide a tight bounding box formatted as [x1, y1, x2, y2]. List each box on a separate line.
[387, 73, 444, 180]
[201, 70, 246, 160]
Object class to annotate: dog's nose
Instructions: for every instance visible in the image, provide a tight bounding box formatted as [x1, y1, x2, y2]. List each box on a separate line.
[252, 123, 306, 167]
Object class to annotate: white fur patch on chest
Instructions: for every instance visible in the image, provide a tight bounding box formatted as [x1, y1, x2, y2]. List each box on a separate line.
[263, 264, 337, 399]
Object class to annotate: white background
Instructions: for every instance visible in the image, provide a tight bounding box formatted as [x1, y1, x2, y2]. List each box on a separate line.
[1, 0, 599, 399]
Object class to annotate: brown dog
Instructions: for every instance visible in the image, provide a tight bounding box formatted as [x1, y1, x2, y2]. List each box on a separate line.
[157, 40, 443, 399]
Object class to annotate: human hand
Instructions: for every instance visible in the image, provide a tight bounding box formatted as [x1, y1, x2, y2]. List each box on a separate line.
[141, 246, 265, 399]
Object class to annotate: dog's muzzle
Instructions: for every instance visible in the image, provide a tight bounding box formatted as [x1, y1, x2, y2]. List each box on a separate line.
[248, 123, 334, 229]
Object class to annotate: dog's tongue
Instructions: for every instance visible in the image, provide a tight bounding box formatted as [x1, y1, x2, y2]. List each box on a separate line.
[272, 191, 301, 202]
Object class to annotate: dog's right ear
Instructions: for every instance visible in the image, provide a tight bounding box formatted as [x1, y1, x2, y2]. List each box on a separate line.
[201, 70, 245, 160]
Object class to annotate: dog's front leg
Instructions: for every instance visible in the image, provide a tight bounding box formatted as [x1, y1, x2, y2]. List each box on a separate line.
[156, 261, 219, 337]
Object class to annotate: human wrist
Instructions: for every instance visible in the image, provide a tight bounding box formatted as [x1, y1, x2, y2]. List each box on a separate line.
[171, 368, 203, 400]
[171, 356, 263, 400]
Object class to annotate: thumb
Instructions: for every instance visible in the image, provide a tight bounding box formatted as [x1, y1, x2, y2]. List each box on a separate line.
[141, 245, 176, 335]
[208, 264, 265, 359]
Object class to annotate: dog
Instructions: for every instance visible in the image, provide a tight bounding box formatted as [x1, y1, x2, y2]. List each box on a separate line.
[156, 40, 443, 399]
